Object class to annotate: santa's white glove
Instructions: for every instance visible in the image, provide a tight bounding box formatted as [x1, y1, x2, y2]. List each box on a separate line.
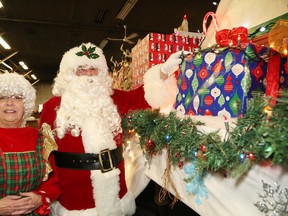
[161, 50, 191, 76]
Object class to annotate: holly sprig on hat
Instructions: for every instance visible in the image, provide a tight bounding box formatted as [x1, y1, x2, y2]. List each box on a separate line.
[75, 44, 99, 59]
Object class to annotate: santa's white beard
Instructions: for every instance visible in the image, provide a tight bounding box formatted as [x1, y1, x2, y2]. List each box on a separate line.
[55, 75, 121, 139]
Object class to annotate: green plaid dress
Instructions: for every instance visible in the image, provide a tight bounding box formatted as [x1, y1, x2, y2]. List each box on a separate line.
[0, 126, 46, 215]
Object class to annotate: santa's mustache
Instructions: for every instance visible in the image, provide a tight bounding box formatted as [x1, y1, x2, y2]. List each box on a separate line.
[54, 74, 120, 138]
[64, 75, 112, 96]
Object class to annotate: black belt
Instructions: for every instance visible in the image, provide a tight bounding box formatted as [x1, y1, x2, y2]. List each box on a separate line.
[54, 146, 123, 173]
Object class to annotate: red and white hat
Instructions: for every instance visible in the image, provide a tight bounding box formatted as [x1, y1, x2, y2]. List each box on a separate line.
[52, 42, 109, 96]
[59, 42, 108, 73]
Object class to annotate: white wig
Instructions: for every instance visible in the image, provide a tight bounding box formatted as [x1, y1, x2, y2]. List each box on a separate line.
[0, 72, 36, 126]
[52, 42, 110, 96]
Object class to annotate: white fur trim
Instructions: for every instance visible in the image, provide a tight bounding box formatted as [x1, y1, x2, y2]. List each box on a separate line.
[120, 191, 136, 216]
[60, 43, 108, 77]
[50, 201, 98, 216]
[53, 42, 109, 96]
[143, 64, 177, 110]
[50, 191, 136, 216]
[81, 118, 125, 215]
[90, 169, 122, 215]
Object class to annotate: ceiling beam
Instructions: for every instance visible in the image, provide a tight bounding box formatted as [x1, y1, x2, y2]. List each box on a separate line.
[0, 51, 18, 64]
[0, 17, 152, 35]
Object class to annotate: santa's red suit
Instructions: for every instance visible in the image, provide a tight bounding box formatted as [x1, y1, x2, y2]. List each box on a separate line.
[39, 43, 150, 216]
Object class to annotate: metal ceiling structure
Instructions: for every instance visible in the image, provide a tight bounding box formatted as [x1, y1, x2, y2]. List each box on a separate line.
[0, 0, 218, 84]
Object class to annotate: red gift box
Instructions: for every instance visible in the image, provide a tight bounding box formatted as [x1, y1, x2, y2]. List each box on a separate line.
[131, 32, 203, 89]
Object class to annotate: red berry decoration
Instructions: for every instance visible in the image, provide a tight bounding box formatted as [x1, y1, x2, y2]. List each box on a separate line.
[221, 170, 228, 178]
[178, 161, 184, 168]
[248, 152, 255, 160]
[145, 139, 156, 155]
[146, 139, 155, 147]
[200, 145, 207, 152]
[175, 153, 181, 158]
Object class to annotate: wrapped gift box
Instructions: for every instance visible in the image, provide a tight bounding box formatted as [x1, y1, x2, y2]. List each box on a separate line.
[279, 57, 288, 90]
[131, 32, 203, 88]
[249, 13, 288, 47]
[175, 43, 269, 117]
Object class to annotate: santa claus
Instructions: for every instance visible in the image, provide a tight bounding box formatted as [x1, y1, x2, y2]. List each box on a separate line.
[39, 42, 150, 215]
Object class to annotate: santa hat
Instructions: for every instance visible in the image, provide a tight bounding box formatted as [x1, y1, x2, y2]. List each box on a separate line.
[60, 42, 108, 73]
[52, 42, 109, 96]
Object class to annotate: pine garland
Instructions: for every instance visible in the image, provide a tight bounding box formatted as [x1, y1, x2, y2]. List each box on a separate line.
[122, 90, 288, 180]
[259, 90, 288, 165]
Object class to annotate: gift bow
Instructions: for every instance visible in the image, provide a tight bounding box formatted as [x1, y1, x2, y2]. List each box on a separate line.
[203, 12, 248, 47]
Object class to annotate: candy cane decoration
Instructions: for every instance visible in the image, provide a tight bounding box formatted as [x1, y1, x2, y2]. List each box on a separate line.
[203, 12, 219, 35]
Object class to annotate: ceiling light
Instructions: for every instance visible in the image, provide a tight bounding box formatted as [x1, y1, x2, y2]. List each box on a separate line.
[0, 1, 3, 8]
[19, 61, 29, 70]
[116, 0, 138, 20]
[0, 36, 11, 49]
[31, 74, 37, 80]
[1, 62, 12, 70]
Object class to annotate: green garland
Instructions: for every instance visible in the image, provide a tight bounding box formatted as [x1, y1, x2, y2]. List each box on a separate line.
[258, 91, 288, 165]
[122, 90, 288, 179]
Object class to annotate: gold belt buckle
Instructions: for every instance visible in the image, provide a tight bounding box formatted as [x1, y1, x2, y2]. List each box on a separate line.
[99, 148, 113, 173]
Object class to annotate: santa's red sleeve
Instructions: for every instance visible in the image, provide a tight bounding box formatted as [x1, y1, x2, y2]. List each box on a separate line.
[39, 96, 60, 127]
[36, 152, 61, 201]
[35, 97, 62, 212]
[112, 85, 151, 116]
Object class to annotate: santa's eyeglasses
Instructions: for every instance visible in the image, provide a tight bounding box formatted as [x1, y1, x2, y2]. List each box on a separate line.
[77, 65, 96, 70]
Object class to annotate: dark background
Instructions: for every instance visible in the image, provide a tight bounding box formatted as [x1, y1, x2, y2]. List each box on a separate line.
[0, 0, 218, 84]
